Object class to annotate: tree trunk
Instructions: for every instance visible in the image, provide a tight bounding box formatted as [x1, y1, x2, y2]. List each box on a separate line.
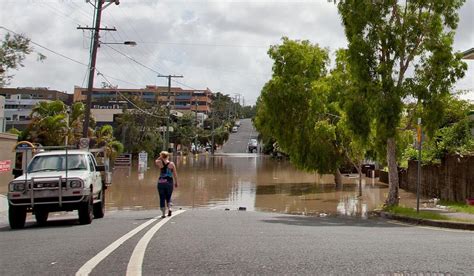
[385, 137, 399, 206]
[358, 164, 362, 197]
[334, 168, 342, 190]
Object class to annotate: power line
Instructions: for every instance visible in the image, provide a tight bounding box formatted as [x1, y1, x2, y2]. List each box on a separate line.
[0, 26, 143, 90]
[105, 7, 163, 82]
[103, 44, 163, 75]
[136, 41, 269, 49]
[102, 41, 201, 90]
[97, 72, 167, 119]
[0, 26, 89, 67]
[101, 42, 147, 84]
[39, 2, 84, 26]
[105, 32, 157, 84]
[118, 5, 173, 74]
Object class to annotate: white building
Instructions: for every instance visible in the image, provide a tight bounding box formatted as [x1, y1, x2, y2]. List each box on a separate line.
[0, 87, 72, 131]
[4, 95, 50, 131]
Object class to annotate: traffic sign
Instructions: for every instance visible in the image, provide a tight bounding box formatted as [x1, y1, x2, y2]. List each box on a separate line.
[79, 138, 90, 149]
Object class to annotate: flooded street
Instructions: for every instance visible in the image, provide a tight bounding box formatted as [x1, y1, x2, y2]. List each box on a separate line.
[107, 154, 418, 218]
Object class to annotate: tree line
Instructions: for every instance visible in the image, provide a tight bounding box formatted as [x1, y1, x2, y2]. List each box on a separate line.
[254, 0, 473, 207]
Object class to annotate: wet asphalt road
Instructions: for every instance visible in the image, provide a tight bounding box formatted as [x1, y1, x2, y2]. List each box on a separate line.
[222, 118, 259, 153]
[0, 209, 472, 275]
[1, 119, 472, 275]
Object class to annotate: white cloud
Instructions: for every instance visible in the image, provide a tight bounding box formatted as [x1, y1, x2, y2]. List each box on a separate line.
[1, 0, 472, 105]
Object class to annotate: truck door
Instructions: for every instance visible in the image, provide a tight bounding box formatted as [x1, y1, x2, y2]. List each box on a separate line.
[87, 154, 101, 196]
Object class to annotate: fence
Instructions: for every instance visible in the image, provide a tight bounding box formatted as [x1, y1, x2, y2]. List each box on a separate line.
[379, 155, 474, 202]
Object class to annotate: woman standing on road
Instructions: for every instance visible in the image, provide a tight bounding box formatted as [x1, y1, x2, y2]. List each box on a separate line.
[155, 151, 178, 218]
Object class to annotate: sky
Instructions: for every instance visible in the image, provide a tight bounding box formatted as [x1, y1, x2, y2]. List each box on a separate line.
[1, 0, 473, 106]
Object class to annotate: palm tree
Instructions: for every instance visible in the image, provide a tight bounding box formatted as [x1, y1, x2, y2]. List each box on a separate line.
[94, 125, 123, 160]
[28, 101, 67, 146]
[66, 102, 86, 146]
[27, 101, 96, 146]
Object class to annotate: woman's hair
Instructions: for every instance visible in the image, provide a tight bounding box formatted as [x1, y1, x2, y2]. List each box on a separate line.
[159, 151, 170, 159]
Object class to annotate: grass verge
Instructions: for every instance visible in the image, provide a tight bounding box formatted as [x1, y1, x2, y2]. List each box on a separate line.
[439, 200, 474, 214]
[383, 206, 450, 221]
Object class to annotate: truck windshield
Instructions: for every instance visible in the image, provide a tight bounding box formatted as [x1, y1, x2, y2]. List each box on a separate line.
[28, 154, 88, 173]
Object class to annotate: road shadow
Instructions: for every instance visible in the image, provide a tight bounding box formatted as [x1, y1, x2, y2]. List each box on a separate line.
[260, 215, 406, 228]
[0, 218, 84, 231]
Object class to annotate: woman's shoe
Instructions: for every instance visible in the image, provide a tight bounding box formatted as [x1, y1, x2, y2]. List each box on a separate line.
[161, 215, 166, 218]
[168, 210, 172, 217]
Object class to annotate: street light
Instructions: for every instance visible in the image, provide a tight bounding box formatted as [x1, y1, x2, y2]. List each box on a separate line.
[99, 40, 137, 47]
[79, 0, 134, 139]
[81, 37, 136, 138]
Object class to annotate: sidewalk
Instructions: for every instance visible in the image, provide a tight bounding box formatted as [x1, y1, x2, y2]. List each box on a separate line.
[0, 194, 7, 213]
[376, 206, 474, 231]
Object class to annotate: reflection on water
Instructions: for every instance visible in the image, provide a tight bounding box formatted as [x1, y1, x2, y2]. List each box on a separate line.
[107, 154, 418, 218]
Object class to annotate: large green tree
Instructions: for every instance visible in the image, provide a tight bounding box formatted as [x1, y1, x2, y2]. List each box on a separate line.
[402, 95, 474, 164]
[115, 104, 166, 157]
[338, 0, 467, 206]
[256, 38, 357, 186]
[172, 112, 197, 151]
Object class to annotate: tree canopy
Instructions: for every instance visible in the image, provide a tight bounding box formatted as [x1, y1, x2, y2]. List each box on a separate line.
[337, 0, 467, 205]
[0, 32, 45, 87]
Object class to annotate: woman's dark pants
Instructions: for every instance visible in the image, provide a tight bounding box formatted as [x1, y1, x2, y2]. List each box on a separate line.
[157, 182, 174, 208]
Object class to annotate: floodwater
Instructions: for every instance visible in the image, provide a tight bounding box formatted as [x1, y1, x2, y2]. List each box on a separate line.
[107, 154, 419, 218]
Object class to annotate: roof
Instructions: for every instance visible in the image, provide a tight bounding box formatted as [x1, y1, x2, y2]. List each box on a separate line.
[462, 48, 474, 59]
[34, 150, 91, 156]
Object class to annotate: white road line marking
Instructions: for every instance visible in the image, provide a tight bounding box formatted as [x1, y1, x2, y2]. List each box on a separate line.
[75, 216, 159, 276]
[126, 210, 186, 276]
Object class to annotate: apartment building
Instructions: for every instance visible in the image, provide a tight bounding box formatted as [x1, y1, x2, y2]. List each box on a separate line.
[73, 85, 213, 126]
[0, 87, 72, 131]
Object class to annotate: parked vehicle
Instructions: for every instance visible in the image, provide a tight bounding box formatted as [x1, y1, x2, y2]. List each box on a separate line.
[232, 126, 238, 133]
[248, 139, 258, 153]
[7, 150, 107, 229]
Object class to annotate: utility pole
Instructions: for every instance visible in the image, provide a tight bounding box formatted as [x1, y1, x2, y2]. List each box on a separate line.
[78, 0, 118, 138]
[211, 109, 215, 155]
[158, 74, 183, 152]
[194, 94, 199, 154]
[416, 118, 422, 213]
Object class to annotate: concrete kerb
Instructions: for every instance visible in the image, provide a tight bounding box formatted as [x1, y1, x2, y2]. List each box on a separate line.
[373, 210, 474, 231]
[0, 194, 8, 213]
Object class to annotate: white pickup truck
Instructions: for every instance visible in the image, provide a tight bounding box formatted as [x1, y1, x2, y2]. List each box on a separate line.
[7, 150, 106, 229]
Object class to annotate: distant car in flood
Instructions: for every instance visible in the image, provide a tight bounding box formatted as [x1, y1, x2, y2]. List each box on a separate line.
[232, 126, 238, 133]
[248, 139, 258, 153]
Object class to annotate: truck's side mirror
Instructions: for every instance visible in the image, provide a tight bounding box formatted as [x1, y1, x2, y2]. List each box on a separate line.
[96, 165, 105, 172]
[12, 168, 23, 178]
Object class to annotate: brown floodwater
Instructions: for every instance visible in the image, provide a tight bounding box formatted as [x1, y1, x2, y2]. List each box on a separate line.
[106, 154, 419, 218]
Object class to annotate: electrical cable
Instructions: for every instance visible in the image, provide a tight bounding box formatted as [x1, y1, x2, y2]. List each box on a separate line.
[0, 26, 143, 90]
[97, 72, 168, 119]
[39, 2, 84, 26]
[106, 32, 156, 84]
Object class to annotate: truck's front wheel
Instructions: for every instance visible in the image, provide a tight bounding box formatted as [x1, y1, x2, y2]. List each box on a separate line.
[78, 195, 93, 225]
[9, 205, 26, 229]
[93, 190, 105, 219]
